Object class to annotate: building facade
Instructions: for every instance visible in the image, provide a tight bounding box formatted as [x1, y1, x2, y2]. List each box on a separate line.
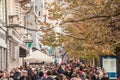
[25, 0, 45, 50]
[7, 0, 31, 71]
[0, 0, 7, 70]
[26, 0, 57, 51]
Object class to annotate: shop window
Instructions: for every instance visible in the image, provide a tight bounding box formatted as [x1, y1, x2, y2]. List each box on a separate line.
[19, 47, 27, 57]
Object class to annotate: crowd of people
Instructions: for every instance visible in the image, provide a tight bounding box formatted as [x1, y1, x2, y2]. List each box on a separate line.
[0, 60, 110, 80]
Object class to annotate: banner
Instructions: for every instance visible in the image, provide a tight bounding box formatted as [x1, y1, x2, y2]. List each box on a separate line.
[101, 56, 117, 79]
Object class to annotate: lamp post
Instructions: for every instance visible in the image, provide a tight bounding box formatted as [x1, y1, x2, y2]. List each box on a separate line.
[21, 33, 33, 67]
[23, 33, 33, 48]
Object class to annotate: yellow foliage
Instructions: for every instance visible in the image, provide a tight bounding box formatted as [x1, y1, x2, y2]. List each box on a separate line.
[41, 0, 120, 59]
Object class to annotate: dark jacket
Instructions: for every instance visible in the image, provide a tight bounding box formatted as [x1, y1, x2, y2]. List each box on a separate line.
[45, 76, 54, 80]
[8, 76, 14, 80]
[101, 77, 109, 80]
[36, 76, 45, 80]
[19, 76, 31, 80]
[31, 74, 38, 80]
[14, 72, 21, 80]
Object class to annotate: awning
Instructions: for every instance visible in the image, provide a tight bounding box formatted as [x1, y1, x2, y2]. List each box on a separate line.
[24, 50, 53, 63]
[19, 44, 29, 51]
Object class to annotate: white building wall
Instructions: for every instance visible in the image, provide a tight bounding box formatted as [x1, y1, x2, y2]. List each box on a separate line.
[25, 12, 38, 48]
[0, 0, 7, 70]
[32, 0, 44, 22]
[7, 0, 26, 34]
[7, 0, 28, 71]
[25, 0, 47, 50]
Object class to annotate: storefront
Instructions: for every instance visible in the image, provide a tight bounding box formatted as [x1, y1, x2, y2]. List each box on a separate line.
[19, 45, 29, 67]
[8, 28, 29, 71]
[8, 29, 21, 71]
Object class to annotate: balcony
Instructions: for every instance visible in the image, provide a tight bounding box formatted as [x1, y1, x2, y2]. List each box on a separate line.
[17, 0, 29, 3]
[9, 15, 19, 25]
[23, 33, 33, 43]
[8, 28, 21, 43]
[17, 0, 32, 11]
[22, 3, 32, 11]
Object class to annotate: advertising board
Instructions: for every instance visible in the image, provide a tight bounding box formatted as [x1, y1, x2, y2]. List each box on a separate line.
[101, 56, 117, 79]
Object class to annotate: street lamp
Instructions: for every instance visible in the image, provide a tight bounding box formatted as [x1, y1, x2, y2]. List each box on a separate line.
[21, 33, 33, 49]
[23, 33, 32, 43]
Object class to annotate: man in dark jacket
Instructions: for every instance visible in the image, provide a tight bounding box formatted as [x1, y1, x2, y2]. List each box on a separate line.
[37, 71, 45, 80]
[14, 68, 21, 80]
[19, 70, 31, 80]
[45, 70, 54, 80]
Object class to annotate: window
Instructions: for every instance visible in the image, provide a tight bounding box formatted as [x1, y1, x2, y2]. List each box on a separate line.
[44, 16, 46, 22]
[19, 47, 27, 57]
[41, 3, 43, 8]
[66, 10, 70, 15]
[35, 5, 37, 13]
[0, 0, 5, 23]
[38, 11, 41, 16]
[40, 0, 43, 8]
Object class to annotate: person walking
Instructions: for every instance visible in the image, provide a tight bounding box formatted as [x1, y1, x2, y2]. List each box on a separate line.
[19, 70, 31, 80]
[101, 73, 109, 80]
[45, 70, 54, 80]
[58, 74, 68, 80]
[31, 70, 39, 80]
[14, 68, 21, 80]
[0, 72, 8, 80]
[70, 72, 82, 80]
[8, 72, 14, 80]
[36, 71, 45, 80]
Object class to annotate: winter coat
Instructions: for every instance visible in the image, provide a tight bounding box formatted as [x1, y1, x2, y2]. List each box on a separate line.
[14, 72, 21, 80]
[45, 76, 54, 80]
[101, 77, 109, 80]
[19, 76, 31, 80]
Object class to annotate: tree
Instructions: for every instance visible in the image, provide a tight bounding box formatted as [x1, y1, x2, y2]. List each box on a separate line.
[41, 0, 120, 59]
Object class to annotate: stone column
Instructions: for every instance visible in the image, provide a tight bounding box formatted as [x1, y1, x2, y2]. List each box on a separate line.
[0, 47, 2, 70]
[1, 48, 4, 70]
[7, 40, 11, 72]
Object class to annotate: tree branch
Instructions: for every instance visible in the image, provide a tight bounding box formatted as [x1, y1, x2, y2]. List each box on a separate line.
[8, 24, 41, 31]
[63, 11, 120, 23]
[64, 34, 85, 40]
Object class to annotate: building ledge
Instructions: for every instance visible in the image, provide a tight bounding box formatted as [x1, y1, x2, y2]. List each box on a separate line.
[8, 28, 21, 43]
